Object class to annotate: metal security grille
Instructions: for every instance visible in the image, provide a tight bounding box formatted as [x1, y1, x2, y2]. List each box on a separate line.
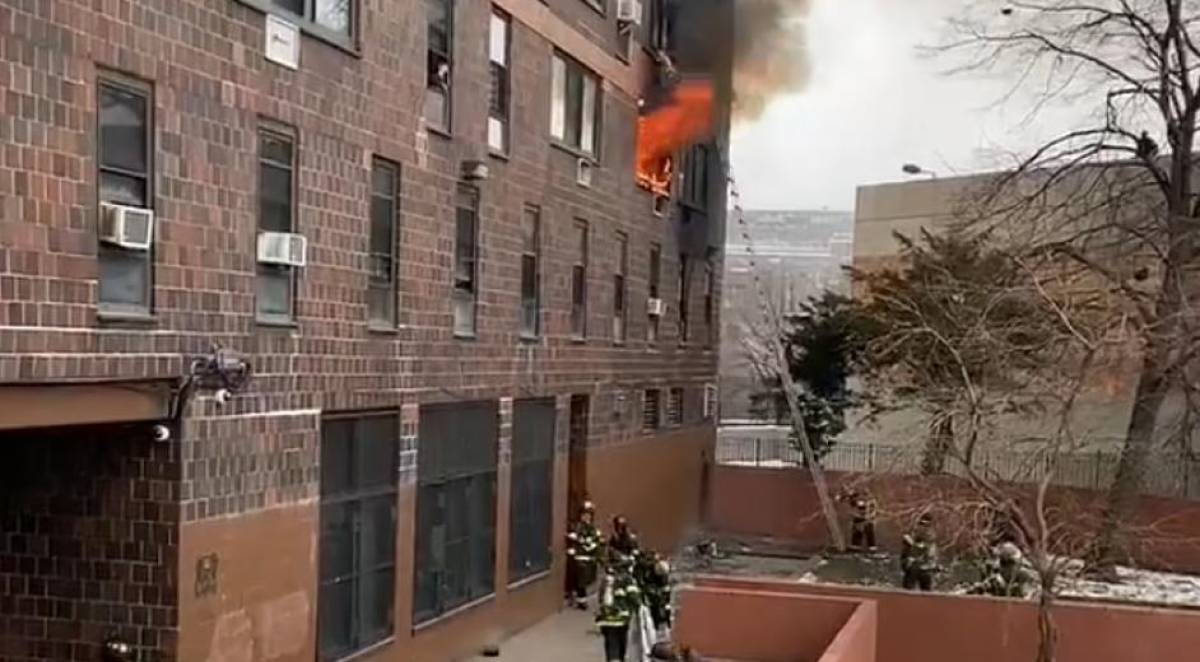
[414, 401, 499, 624]
[668, 388, 684, 426]
[317, 413, 399, 661]
[509, 399, 556, 582]
[643, 389, 661, 432]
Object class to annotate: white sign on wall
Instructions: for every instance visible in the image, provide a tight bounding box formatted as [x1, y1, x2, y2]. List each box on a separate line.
[265, 14, 300, 70]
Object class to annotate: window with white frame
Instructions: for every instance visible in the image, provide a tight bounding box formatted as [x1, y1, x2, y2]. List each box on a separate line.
[425, 0, 453, 131]
[550, 53, 600, 155]
[453, 184, 479, 336]
[488, 9, 511, 153]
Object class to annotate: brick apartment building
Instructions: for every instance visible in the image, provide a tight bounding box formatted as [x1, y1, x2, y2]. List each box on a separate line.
[0, 1, 730, 660]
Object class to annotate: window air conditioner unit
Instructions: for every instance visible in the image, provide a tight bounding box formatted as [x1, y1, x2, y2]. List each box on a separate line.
[99, 203, 154, 251]
[576, 158, 594, 187]
[257, 232, 308, 268]
[647, 297, 666, 317]
[617, 0, 643, 25]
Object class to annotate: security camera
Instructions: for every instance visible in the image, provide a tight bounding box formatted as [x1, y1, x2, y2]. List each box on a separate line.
[214, 388, 232, 406]
[152, 424, 171, 443]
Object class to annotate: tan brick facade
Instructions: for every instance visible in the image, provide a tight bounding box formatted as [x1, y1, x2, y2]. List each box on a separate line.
[0, 0, 727, 659]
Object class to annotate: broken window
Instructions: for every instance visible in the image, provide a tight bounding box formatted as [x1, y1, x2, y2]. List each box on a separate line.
[453, 184, 479, 336]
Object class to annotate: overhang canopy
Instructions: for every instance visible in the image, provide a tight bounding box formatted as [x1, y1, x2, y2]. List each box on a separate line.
[0, 380, 173, 432]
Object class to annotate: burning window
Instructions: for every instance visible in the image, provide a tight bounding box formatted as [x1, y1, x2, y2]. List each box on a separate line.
[636, 79, 714, 197]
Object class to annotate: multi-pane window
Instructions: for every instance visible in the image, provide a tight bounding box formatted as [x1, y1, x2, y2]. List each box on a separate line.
[648, 244, 661, 343]
[268, 0, 355, 38]
[454, 184, 480, 336]
[520, 205, 541, 338]
[668, 388, 684, 426]
[257, 128, 296, 323]
[415, 402, 499, 624]
[509, 399, 556, 582]
[704, 259, 716, 345]
[425, 0, 453, 131]
[681, 144, 711, 209]
[643, 389, 661, 432]
[571, 220, 589, 338]
[613, 232, 628, 343]
[550, 53, 600, 155]
[678, 254, 690, 342]
[369, 159, 400, 327]
[97, 78, 154, 314]
[318, 414, 398, 661]
[488, 10, 511, 153]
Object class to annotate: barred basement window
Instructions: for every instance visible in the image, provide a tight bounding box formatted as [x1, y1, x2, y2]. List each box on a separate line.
[643, 389, 661, 432]
[425, 0, 453, 131]
[488, 9, 511, 153]
[368, 158, 400, 327]
[510, 399, 555, 582]
[668, 388, 683, 426]
[97, 76, 154, 315]
[317, 413, 398, 661]
[415, 402, 499, 624]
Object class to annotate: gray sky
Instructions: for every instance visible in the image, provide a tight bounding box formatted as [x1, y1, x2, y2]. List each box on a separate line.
[730, 0, 1080, 211]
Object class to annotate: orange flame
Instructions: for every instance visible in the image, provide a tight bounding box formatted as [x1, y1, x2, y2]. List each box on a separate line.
[636, 79, 715, 195]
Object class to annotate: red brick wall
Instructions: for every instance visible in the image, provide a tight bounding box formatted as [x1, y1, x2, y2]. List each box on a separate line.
[692, 577, 1200, 662]
[0, 426, 180, 662]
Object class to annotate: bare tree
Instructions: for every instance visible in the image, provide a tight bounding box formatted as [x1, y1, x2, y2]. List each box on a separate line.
[941, 0, 1200, 572]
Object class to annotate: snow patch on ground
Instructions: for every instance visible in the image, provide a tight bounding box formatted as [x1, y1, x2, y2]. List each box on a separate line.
[1058, 566, 1200, 608]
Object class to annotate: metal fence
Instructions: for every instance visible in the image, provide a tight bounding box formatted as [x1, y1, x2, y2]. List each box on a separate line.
[715, 434, 1200, 500]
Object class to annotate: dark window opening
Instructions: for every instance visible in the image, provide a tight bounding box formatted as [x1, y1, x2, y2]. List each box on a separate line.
[454, 184, 479, 336]
[520, 205, 541, 338]
[369, 158, 400, 327]
[678, 254, 690, 342]
[613, 231, 628, 343]
[571, 220, 589, 338]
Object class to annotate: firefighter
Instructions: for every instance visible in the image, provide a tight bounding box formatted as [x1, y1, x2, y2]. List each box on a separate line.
[566, 500, 603, 609]
[836, 487, 878, 551]
[597, 552, 642, 662]
[609, 515, 640, 558]
[969, 542, 1036, 598]
[636, 549, 673, 633]
[900, 512, 939, 591]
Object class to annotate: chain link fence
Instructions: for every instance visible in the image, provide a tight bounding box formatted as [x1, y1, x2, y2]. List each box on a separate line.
[716, 434, 1200, 500]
